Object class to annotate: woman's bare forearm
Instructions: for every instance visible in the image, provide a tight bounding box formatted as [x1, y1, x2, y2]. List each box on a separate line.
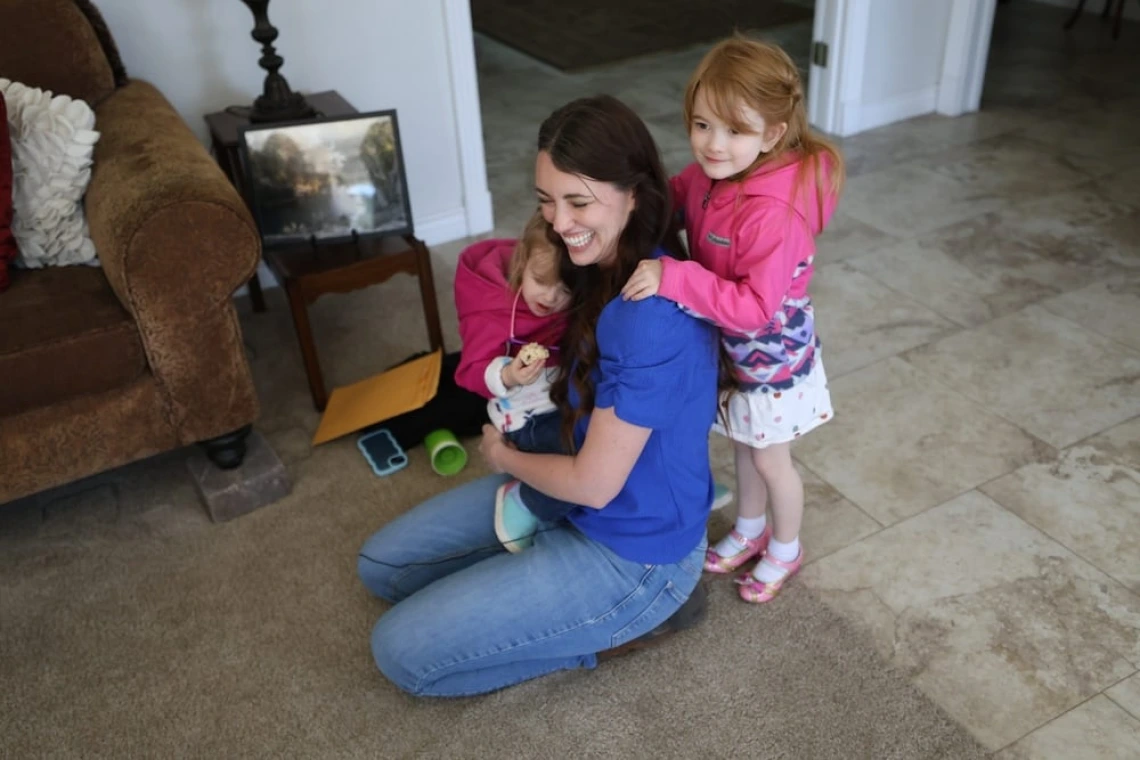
[498, 448, 604, 506]
[499, 407, 651, 509]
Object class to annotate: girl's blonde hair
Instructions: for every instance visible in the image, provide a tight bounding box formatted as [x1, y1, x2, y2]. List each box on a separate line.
[683, 36, 845, 213]
[507, 211, 560, 291]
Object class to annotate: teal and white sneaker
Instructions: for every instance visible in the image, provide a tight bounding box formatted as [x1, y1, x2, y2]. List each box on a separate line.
[494, 480, 540, 553]
[712, 481, 734, 511]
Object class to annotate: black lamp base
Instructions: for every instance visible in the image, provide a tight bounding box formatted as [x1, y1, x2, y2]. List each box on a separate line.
[249, 88, 316, 124]
[241, 0, 317, 124]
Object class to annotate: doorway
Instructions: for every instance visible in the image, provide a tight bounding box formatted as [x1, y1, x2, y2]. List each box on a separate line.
[457, 1, 819, 235]
[807, 0, 997, 137]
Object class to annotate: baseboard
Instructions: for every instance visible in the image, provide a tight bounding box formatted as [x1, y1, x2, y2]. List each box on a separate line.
[233, 206, 475, 296]
[239, 260, 280, 292]
[463, 188, 495, 239]
[415, 207, 475, 247]
[840, 85, 939, 135]
[1027, 0, 1140, 22]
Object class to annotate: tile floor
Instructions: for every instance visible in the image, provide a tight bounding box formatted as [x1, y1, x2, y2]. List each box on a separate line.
[471, 2, 1140, 756]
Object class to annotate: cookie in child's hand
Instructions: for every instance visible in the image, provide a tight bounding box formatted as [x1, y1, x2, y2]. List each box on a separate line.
[517, 342, 550, 366]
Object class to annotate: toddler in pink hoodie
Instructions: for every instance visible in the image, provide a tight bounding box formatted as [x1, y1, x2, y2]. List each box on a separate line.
[454, 212, 574, 552]
[623, 37, 846, 604]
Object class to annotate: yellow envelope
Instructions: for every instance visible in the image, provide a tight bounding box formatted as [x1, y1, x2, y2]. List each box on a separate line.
[311, 350, 442, 446]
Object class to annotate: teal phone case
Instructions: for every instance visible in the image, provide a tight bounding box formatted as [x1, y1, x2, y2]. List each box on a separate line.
[357, 428, 408, 477]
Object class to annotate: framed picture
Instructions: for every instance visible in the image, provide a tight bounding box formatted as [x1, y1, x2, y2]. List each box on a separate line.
[237, 109, 413, 246]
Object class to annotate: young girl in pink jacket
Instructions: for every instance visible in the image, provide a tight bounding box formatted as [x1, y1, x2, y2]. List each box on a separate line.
[623, 37, 845, 604]
[454, 212, 575, 551]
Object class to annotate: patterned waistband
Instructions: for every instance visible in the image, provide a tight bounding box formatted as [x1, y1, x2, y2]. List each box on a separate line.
[734, 350, 817, 393]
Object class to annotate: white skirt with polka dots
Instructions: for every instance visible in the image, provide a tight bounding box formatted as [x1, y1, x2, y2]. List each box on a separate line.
[713, 355, 834, 448]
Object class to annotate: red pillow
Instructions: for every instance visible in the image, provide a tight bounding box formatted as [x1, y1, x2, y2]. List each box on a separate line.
[0, 90, 18, 292]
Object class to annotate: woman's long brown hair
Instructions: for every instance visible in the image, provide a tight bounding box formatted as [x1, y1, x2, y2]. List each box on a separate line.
[538, 95, 688, 448]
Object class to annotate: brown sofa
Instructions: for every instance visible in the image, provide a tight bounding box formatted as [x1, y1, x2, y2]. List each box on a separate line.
[0, 0, 261, 505]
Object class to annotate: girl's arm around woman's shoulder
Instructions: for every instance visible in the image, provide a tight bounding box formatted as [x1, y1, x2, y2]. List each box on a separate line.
[656, 199, 814, 334]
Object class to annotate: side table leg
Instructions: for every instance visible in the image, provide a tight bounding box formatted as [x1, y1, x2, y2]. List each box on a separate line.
[284, 279, 328, 411]
[415, 240, 445, 352]
[248, 270, 267, 313]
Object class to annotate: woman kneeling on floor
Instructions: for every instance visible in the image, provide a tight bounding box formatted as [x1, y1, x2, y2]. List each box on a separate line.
[357, 94, 720, 697]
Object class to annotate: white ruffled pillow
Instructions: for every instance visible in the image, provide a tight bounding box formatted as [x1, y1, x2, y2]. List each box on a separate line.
[0, 78, 100, 268]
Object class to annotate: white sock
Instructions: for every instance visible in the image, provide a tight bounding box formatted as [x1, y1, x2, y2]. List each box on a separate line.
[713, 515, 767, 558]
[735, 515, 768, 539]
[753, 536, 801, 583]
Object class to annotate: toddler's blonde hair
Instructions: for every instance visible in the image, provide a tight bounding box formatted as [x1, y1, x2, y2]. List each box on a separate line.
[508, 211, 560, 291]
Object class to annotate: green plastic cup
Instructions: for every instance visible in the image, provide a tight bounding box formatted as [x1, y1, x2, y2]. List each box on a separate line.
[424, 429, 467, 476]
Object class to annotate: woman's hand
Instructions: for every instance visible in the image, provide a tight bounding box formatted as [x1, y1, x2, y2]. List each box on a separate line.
[480, 424, 513, 473]
[621, 259, 663, 301]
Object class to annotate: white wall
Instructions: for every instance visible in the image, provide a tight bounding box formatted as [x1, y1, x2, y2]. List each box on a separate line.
[94, 0, 491, 248]
[862, 0, 952, 105]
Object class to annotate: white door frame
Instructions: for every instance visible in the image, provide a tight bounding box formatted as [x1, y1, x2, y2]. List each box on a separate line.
[808, 0, 995, 137]
[808, 0, 872, 137]
[937, 0, 997, 116]
[441, 0, 494, 237]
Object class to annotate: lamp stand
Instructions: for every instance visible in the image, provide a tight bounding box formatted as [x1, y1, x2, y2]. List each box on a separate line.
[240, 0, 316, 123]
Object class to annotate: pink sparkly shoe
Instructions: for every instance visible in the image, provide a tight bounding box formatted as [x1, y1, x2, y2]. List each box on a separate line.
[735, 549, 803, 604]
[703, 525, 772, 574]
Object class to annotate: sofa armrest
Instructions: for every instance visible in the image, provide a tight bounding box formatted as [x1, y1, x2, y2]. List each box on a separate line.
[86, 79, 259, 312]
[84, 79, 260, 442]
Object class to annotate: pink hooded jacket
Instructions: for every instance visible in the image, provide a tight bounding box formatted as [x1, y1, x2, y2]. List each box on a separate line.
[659, 156, 838, 390]
[453, 238, 567, 399]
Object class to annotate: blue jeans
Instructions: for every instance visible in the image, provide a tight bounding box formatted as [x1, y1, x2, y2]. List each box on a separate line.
[504, 411, 576, 522]
[357, 473, 706, 697]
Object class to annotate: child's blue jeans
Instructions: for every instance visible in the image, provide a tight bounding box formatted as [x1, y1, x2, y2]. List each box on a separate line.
[503, 410, 577, 522]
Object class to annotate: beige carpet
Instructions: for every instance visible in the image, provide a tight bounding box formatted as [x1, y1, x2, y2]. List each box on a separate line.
[0, 267, 989, 758]
[471, 0, 814, 71]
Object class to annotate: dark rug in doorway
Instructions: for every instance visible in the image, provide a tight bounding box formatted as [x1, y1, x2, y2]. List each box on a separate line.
[471, 0, 815, 71]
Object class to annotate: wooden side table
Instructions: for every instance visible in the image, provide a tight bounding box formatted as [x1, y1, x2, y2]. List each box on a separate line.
[265, 234, 444, 411]
[205, 91, 445, 411]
